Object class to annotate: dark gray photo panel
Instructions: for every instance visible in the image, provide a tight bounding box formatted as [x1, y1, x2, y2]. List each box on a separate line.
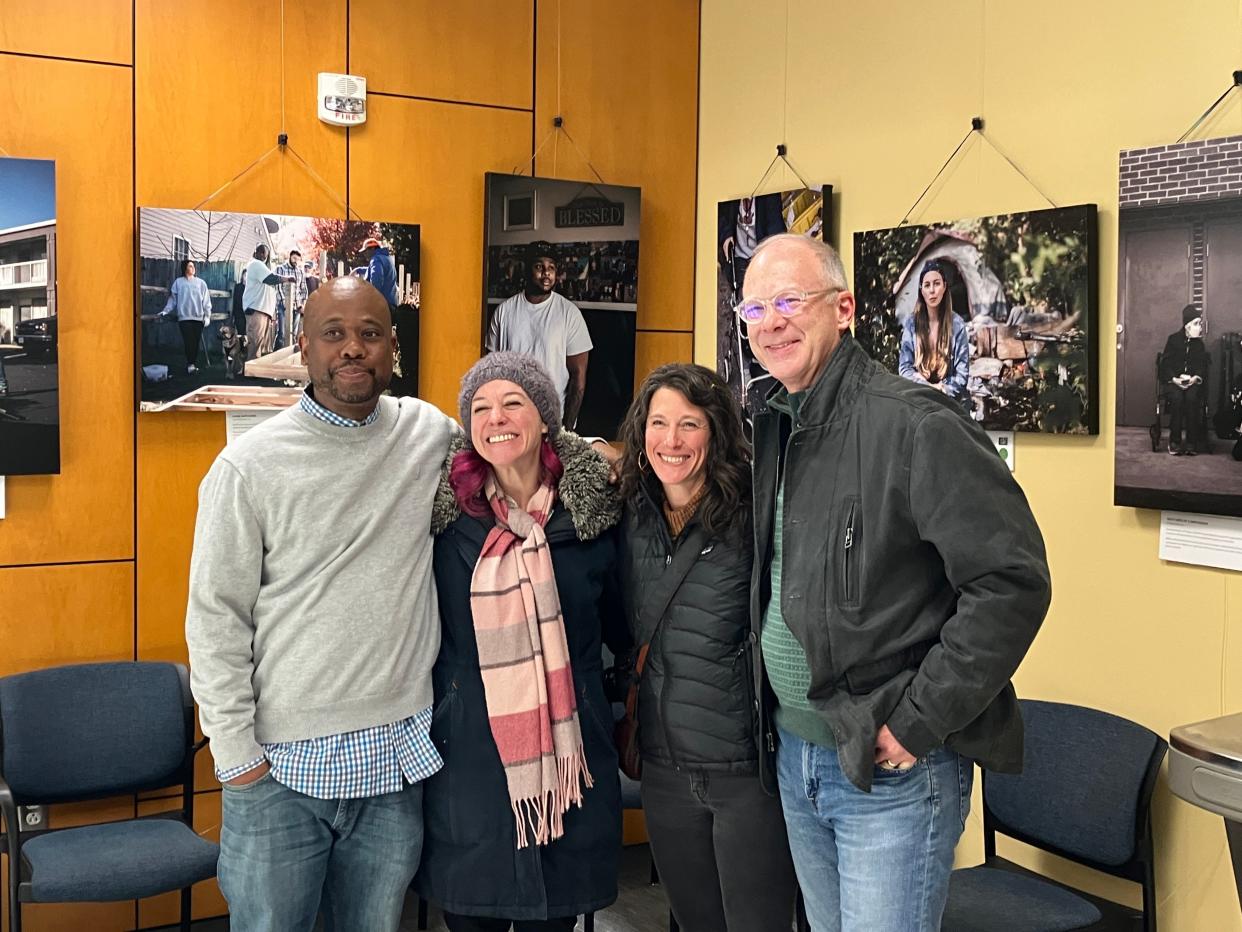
[714, 186, 830, 434]
[482, 173, 641, 440]
[1115, 134, 1242, 516]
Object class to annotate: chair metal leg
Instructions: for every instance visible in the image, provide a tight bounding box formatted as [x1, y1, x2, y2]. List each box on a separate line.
[795, 887, 810, 932]
[417, 895, 429, 930]
[583, 912, 594, 931]
[649, 851, 660, 886]
[669, 910, 679, 932]
[180, 885, 192, 931]
[8, 859, 20, 932]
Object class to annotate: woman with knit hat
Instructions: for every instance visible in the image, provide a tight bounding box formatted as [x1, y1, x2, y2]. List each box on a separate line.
[415, 352, 626, 931]
[615, 363, 797, 931]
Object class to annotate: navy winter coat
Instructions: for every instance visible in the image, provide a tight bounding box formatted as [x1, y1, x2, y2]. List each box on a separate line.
[415, 434, 627, 921]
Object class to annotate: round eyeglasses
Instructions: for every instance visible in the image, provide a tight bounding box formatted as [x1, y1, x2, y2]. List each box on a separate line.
[734, 288, 841, 324]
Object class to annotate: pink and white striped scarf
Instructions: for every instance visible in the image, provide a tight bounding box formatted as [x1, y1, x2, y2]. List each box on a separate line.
[469, 475, 593, 848]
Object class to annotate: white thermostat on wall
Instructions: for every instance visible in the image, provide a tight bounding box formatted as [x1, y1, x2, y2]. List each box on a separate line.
[318, 73, 367, 126]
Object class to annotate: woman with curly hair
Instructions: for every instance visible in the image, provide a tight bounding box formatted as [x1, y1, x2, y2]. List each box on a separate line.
[615, 363, 796, 931]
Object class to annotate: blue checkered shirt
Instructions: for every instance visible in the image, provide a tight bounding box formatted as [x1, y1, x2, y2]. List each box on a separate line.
[215, 389, 442, 798]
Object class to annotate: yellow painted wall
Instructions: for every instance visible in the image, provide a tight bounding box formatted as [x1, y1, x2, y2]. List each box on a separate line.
[0, 0, 697, 926]
[697, 2, 1242, 929]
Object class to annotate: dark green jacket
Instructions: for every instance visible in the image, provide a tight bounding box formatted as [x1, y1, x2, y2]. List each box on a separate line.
[750, 332, 1051, 792]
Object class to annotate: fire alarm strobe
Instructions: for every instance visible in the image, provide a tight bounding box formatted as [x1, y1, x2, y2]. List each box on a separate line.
[318, 73, 366, 126]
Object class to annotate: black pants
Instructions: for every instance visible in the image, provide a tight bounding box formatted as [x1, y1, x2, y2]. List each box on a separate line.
[642, 761, 798, 932]
[1166, 383, 1205, 447]
[178, 319, 205, 367]
[442, 913, 576, 932]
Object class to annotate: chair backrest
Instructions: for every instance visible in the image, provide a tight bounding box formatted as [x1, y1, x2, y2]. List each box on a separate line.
[984, 699, 1167, 873]
[0, 661, 191, 803]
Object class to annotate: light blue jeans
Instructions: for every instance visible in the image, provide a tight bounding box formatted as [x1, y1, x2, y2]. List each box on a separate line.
[218, 773, 424, 932]
[776, 725, 972, 932]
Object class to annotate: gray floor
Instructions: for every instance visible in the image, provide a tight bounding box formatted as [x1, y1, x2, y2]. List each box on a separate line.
[180, 844, 671, 932]
[1115, 424, 1242, 495]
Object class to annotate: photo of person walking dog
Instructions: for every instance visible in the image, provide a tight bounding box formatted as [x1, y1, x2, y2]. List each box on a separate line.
[137, 207, 420, 412]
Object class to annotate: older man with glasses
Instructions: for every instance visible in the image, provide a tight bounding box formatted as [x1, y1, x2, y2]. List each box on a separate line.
[738, 233, 1051, 932]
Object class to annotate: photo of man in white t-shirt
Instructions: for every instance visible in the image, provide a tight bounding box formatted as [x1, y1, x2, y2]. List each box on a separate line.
[485, 243, 593, 428]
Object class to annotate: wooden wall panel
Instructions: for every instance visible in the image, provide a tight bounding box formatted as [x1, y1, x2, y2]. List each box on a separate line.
[0, 1, 131, 65]
[352, 0, 534, 109]
[4, 4, 700, 927]
[134, 0, 350, 680]
[534, 0, 699, 334]
[0, 563, 133, 677]
[0, 56, 134, 567]
[135, 414, 223, 666]
[349, 96, 531, 415]
[635, 331, 693, 385]
[0, 881, 132, 932]
[134, 0, 347, 216]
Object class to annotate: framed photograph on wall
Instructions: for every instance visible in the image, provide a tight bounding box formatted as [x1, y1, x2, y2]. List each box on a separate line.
[0, 157, 60, 476]
[137, 208, 420, 412]
[482, 173, 640, 440]
[503, 190, 537, 232]
[854, 204, 1099, 434]
[1115, 133, 1242, 516]
[715, 185, 830, 432]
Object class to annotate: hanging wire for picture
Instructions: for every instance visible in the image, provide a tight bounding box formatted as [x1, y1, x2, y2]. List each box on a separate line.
[510, 0, 607, 185]
[190, 0, 360, 220]
[1177, 70, 1242, 143]
[749, 144, 813, 200]
[745, 1, 812, 200]
[899, 117, 1056, 227]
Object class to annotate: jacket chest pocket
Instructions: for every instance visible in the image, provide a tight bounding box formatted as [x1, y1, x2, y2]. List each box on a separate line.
[836, 495, 862, 610]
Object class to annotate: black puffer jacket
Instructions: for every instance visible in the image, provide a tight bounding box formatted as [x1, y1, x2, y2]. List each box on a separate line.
[621, 474, 760, 775]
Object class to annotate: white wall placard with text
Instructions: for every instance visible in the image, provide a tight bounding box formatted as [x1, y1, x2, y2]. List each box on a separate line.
[1159, 511, 1242, 572]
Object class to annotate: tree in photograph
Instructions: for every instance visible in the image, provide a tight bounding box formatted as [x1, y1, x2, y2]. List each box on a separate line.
[309, 218, 377, 273]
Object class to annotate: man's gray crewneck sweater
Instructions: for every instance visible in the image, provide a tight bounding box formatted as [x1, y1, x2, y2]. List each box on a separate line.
[185, 394, 456, 773]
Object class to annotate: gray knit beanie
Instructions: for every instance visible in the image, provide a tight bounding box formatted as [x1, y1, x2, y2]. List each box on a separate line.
[458, 352, 562, 443]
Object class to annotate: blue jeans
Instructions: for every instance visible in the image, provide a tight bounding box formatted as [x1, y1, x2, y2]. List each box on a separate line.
[218, 772, 424, 932]
[776, 725, 972, 932]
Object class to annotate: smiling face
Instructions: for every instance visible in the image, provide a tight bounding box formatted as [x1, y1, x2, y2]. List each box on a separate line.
[920, 269, 946, 312]
[298, 277, 394, 420]
[741, 238, 855, 393]
[645, 387, 711, 503]
[470, 379, 548, 472]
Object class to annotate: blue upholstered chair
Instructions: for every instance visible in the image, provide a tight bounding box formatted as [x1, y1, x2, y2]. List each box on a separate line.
[0, 661, 219, 932]
[942, 699, 1167, 932]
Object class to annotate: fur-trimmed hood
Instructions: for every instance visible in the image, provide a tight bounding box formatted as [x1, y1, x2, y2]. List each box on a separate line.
[431, 430, 621, 540]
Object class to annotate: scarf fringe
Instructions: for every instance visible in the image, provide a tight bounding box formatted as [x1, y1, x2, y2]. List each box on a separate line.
[511, 746, 594, 849]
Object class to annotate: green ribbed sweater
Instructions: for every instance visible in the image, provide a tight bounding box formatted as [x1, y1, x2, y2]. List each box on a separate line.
[761, 392, 836, 748]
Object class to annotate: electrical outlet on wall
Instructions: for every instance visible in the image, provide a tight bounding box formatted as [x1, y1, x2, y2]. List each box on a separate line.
[18, 805, 46, 831]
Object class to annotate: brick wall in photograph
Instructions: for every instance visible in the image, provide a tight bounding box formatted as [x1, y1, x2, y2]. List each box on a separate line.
[1119, 135, 1242, 209]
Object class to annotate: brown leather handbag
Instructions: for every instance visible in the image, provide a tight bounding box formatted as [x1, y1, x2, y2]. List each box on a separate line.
[614, 644, 650, 780]
[613, 537, 700, 780]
